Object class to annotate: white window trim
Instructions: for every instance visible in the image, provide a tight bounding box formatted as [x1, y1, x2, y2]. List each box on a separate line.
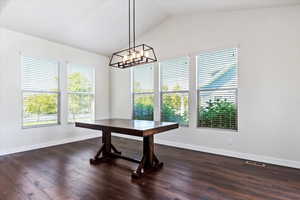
[160, 90, 190, 127]
[196, 88, 238, 130]
[195, 47, 239, 131]
[159, 58, 190, 127]
[66, 63, 96, 124]
[132, 92, 155, 120]
[21, 55, 61, 129]
[131, 65, 155, 120]
[130, 45, 239, 133]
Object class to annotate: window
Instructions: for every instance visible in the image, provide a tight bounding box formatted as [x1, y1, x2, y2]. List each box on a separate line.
[67, 64, 95, 123]
[132, 64, 154, 120]
[197, 48, 238, 130]
[22, 56, 60, 128]
[160, 57, 189, 126]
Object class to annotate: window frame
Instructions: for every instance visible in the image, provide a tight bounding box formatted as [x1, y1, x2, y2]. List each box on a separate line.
[159, 57, 190, 127]
[21, 55, 61, 129]
[132, 92, 155, 120]
[160, 90, 189, 127]
[67, 64, 96, 124]
[197, 88, 238, 130]
[131, 65, 155, 121]
[129, 46, 239, 132]
[196, 48, 239, 131]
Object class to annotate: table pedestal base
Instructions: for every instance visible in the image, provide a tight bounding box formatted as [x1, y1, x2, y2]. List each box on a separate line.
[90, 130, 163, 178]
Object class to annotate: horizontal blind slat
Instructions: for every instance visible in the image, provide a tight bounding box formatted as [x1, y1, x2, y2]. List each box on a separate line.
[160, 57, 190, 126]
[161, 57, 189, 92]
[197, 48, 238, 130]
[22, 56, 59, 91]
[133, 64, 154, 93]
[197, 48, 238, 90]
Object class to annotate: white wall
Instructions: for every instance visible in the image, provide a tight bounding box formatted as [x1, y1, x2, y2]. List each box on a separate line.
[110, 5, 300, 168]
[0, 28, 109, 155]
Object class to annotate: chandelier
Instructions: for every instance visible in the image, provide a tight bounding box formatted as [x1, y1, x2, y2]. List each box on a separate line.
[109, 0, 157, 69]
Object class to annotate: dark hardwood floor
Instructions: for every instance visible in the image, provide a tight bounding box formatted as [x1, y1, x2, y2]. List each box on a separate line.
[1, 137, 300, 200]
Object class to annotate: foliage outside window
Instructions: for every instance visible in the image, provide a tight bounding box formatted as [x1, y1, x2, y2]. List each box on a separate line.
[22, 56, 60, 127]
[197, 48, 238, 130]
[160, 57, 189, 126]
[68, 64, 95, 123]
[133, 64, 154, 120]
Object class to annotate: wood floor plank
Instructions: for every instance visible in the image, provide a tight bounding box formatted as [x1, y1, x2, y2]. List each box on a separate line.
[0, 137, 300, 200]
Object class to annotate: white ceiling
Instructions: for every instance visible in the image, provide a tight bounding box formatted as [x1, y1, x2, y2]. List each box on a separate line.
[0, 0, 300, 55]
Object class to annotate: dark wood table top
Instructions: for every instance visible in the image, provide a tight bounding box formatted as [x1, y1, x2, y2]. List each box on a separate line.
[75, 119, 179, 137]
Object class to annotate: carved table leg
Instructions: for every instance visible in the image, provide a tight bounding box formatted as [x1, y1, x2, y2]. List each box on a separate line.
[90, 130, 122, 165]
[111, 144, 122, 155]
[132, 135, 163, 178]
[132, 156, 146, 178]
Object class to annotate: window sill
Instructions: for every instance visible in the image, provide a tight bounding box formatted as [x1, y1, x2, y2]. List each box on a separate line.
[196, 126, 238, 134]
[22, 123, 61, 129]
[178, 124, 189, 128]
[68, 119, 96, 125]
[170, 125, 238, 134]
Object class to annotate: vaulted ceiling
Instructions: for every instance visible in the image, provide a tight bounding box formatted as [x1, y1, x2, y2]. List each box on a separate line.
[0, 0, 300, 55]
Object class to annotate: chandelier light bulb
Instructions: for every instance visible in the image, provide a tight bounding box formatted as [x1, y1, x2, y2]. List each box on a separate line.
[136, 52, 141, 58]
[123, 55, 128, 62]
[132, 52, 136, 59]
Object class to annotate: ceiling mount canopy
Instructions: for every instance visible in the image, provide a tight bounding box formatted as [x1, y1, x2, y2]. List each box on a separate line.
[109, 0, 157, 69]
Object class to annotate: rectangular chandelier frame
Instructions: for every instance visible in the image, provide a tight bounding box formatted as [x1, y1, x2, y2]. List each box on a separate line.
[109, 44, 157, 69]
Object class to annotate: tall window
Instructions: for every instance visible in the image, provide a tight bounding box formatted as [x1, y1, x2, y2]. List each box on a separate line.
[160, 57, 189, 126]
[132, 64, 154, 120]
[22, 56, 60, 128]
[197, 48, 238, 130]
[67, 64, 95, 123]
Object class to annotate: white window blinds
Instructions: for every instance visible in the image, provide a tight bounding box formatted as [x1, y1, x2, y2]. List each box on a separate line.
[161, 57, 189, 92]
[133, 64, 154, 93]
[132, 64, 154, 121]
[198, 48, 238, 90]
[22, 56, 60, 128]
[160, 57, 189, 126]
[197, 48, 238, 130]
[22, 56, 59, 91]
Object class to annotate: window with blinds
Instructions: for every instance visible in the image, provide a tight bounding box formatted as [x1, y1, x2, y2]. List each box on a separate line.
[22, 56, 60, 128]
[67, 64, 95, 123]
[160, 57, 189, 126]
[197, 48, 238, 130]
[132, 64, 154, 121]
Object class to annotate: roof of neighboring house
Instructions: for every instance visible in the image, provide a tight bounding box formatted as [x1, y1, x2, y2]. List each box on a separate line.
[201, 64, 237, 90]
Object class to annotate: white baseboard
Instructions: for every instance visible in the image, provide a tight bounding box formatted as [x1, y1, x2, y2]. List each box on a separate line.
[2, 132, 300, 170]
[112, 133, 300, 169]
[0, 133, 100, 156]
